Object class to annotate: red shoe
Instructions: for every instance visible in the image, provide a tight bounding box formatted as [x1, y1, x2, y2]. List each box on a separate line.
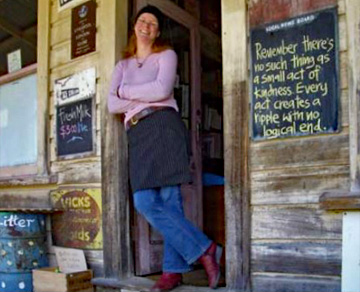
[150, 273, 182, 292]
[199, 242, 222, 289]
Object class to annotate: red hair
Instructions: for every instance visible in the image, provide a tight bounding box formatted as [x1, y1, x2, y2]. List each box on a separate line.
[122, 30, 172, 59]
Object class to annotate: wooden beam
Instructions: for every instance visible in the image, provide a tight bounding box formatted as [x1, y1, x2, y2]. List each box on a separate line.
[346, 0, 360, 192]
[93, 276, 230, 291]
[252, 274, 340, 292]
[222, 0, 251, 291]
[320, 191, 360, 210]
[189, 24, 203, 229]
[0, 174, 57, 187]
[99, 0, 133, 279]
[0, 24, 37, 52]
[0, 190, 52, 210]
[200, 26, 222, 64]
[0, 17, 36, 48]
[252, 241, 341, 275]
[0, 63, 36, 85]
[148, 0, 198, 28]
[37, 0, 50, 178]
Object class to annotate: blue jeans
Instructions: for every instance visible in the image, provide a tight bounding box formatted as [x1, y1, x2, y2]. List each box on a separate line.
[133, 185, 212, 273]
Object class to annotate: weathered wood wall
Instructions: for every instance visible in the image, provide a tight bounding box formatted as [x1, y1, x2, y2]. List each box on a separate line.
[47, 0, 104, 276]
[346, 0, 360, 192]
[248, 0, 348, 291]
[222, 0, 251, 290]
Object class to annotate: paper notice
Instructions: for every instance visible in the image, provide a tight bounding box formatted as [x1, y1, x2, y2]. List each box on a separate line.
[54, 246, 88, 273]
[7, 50, 22, 73]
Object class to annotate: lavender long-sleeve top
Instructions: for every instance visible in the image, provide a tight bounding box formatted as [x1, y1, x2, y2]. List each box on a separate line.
[107, 49, 179, 127]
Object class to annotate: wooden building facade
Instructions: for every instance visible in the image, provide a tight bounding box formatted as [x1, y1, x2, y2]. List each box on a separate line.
[0, 0, 359, 291]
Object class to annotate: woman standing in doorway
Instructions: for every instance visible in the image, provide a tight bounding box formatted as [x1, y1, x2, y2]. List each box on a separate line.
[108, 5, 221, 292]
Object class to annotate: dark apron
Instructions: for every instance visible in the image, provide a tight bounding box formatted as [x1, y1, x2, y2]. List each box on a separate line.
[127, 108, 192, 192]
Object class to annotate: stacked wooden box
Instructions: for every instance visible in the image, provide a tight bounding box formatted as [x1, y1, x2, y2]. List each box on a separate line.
[33, 267, 93, 292]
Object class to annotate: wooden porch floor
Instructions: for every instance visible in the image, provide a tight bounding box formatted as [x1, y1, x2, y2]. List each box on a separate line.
[94, 268, 226, 292]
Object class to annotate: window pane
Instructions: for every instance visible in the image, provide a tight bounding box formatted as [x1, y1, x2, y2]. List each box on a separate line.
[0, 73, 37, 167]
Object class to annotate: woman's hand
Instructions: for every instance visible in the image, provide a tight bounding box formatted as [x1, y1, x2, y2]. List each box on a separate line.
[108, 62, 142, 113]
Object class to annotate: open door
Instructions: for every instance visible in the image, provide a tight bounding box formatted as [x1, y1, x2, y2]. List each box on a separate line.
[134, 0, 202, 275]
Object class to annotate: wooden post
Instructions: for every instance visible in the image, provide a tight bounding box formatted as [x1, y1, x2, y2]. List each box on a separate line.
[222, 0, 251, 291]
[346, 0, 360, 192]
[99, 0, 132, 279]
[37, 0, 51, 176]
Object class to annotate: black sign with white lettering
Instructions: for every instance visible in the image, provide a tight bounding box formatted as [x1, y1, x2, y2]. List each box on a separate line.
[250, 8, 339, 140]
[71, 0, 96, 59]
[56, 98, 93, 156]
[60, 88, 80, 100]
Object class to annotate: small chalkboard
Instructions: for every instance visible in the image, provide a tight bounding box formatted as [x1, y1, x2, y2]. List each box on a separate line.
[250, 8, 339, 140]
[56, 98, 94, 156]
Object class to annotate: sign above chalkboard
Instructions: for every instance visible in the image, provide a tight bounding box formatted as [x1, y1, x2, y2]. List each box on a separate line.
[250, 8, 340, 140]
[54, 67, 96, 106]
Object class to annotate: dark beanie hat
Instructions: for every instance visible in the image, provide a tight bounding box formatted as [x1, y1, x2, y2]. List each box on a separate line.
[134, 5, 164, 32]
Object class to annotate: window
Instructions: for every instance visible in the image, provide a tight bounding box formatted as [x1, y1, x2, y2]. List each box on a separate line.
[0, 0, 40, 179]
[0, 72, 37, 168]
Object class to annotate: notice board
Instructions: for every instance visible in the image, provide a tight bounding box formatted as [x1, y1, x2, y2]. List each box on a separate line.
[56, 98, 94, 156]
[250, 8, 339, 140]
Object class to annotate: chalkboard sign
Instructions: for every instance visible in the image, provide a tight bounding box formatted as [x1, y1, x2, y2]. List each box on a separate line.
[250, 8, 339, 140]
[56, 98, 94, 156]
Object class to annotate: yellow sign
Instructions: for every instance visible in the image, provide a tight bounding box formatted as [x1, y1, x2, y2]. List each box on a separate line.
[50, 188, 102, 249]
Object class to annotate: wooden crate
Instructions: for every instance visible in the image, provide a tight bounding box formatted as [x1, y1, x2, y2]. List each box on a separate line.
[33, 267, 94, 292]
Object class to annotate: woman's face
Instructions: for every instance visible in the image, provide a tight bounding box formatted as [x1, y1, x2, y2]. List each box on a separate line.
[134, 13, 160, 45]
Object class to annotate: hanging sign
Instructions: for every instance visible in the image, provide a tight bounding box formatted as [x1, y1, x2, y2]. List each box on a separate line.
[71, 0, 96, 59]
[51, 188, 103, 250]
[250, 8, 340, 140]
[54, 67, 96, 106]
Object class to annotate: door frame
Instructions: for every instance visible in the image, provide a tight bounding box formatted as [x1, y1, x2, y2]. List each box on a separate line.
[222, 0, 251, 290]
[98, 0, 251, 290]
[134, 0, 204, 276]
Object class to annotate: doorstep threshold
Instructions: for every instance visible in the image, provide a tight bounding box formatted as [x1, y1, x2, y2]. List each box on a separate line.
[92, 276, 228, 292]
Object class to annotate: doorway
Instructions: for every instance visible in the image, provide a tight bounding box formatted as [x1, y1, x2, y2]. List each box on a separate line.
[131, 0, 224, 286]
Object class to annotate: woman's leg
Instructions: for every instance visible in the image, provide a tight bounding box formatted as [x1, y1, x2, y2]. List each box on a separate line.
[133, 185, 212, 266]
[133, 187, 189, 273]
[160, 186, 192, 273]
[134, 186, 221, 290]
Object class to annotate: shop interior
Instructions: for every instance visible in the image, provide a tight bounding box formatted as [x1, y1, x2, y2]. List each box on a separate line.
[130, 0, 225, 286]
